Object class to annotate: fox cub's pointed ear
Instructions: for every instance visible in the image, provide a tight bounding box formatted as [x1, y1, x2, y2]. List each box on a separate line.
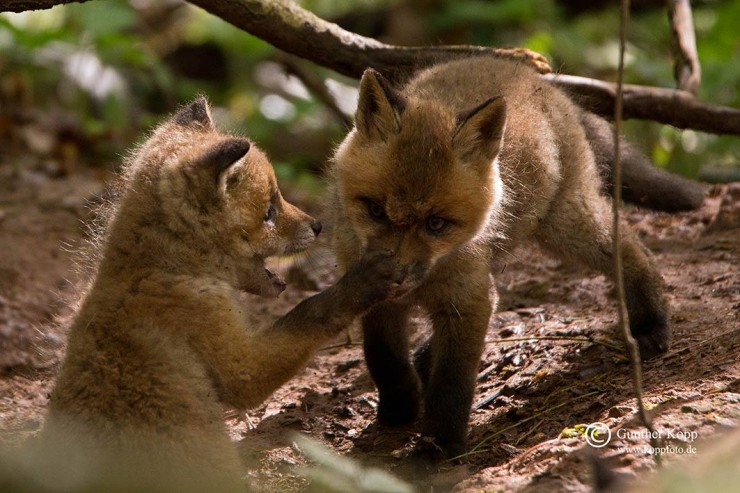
[453, 96, 506, 168]
[200, 138, 251, 185]
[173, 96, 214, 129]
[356, 68, 405, 141]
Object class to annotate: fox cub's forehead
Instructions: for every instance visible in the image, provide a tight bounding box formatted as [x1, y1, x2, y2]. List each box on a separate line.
[235, 146, 276, 196]
[392, 102, 455, 162]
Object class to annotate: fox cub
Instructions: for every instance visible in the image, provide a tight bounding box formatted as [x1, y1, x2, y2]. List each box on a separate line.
[330, 57, 671, 460]
[17, 98, 400, 492]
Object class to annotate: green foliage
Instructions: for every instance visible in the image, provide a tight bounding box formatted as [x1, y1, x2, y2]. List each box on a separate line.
[69, 0, 136, 34]
[418, 0, 739, 181]
[0, 0, 173, 154]
[0, 0, 737, 181]
[293, 434, 415, 493]
[432, 0, 558, 32]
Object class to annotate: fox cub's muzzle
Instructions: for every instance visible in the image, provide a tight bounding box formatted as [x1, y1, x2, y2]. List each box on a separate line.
[365, 246, 429, 297]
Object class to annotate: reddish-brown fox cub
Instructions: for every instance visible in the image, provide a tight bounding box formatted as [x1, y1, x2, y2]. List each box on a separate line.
[330, 57, 671, 461]
[2, 98, 400, 492]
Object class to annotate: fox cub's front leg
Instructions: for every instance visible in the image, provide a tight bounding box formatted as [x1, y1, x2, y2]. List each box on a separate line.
[213, 251, 402, 410]
[362, 302, 420, 426]
[363, 254, 493, 460]
[275, 250, 403, 335]
[417, 260, 493, 460]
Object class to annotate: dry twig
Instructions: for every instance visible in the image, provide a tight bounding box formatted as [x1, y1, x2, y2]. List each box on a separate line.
[486, 335, 623, 352]
[458, 390, 605, 460]
[613, 0, 661, 466]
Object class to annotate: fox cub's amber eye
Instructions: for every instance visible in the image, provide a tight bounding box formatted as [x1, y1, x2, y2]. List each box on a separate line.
[367, 201, 387, 221]
[263, 204, 276, 223]
[426, 216, 448, 234]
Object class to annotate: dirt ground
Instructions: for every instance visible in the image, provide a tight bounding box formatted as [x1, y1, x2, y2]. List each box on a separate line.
[0, 160, 738, 492]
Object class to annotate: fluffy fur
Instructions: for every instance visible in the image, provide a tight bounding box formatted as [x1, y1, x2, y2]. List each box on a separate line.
[330, 57, 671, 460]
[3, 98, 399, 492]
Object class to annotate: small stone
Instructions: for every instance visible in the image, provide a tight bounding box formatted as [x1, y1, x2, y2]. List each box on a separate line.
[334, 406, 355, 418]
[608, 406, 632, 418]
[500, 443, 519, 455]
[499, 323, 525, 338]
[494, 311, 521, 324]
[336, 358, 361, 372]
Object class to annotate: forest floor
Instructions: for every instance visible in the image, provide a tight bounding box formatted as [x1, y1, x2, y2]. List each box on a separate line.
[0, 161, 738, 492]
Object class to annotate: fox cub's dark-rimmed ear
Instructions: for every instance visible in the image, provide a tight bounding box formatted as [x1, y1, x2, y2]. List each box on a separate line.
[453, 96, 506, 170]
[199, 138, 251, 185]
[356, 68, 405, 141]
[173, 96, 214, 129]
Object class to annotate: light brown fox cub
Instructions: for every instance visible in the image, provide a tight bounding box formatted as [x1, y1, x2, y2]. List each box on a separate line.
[26, 98, 399, 492]
[330, 57, 670, 460]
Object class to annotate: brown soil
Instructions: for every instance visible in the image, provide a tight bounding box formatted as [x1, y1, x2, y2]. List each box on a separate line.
[0, 163, 738, 492]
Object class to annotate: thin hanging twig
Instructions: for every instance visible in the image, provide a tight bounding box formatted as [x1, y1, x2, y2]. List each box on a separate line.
[614, 0, 661, 467]
[669, 0, 701, 94]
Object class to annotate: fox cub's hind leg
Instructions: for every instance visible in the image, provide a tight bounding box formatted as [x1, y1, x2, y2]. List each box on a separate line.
[362, 302, 421, 426]
[535, 183, 670, 359]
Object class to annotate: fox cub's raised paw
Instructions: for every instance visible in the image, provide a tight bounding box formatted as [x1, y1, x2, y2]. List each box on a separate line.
[342, 250, 404, 308]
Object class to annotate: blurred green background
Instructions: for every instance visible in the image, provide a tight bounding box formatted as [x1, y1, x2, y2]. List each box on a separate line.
[1, 0, 738, 186]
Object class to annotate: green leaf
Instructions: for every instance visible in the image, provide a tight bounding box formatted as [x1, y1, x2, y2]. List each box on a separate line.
[292, 434, 414, 493]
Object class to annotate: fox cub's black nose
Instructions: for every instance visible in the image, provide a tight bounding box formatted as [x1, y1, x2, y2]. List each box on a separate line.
[311, 220, 322, 237]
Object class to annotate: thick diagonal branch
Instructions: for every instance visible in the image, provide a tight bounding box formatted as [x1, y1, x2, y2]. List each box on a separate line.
[184, 0, 551, 81]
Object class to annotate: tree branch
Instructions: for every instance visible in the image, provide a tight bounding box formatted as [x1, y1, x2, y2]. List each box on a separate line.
[185, 0, 551, 81]
[546, 73, 740, 135]
[2, 0, 88, 11]
[3, 0, 549, 79]
[669, 0, 701, 95]
[5, 0, 740, 135]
